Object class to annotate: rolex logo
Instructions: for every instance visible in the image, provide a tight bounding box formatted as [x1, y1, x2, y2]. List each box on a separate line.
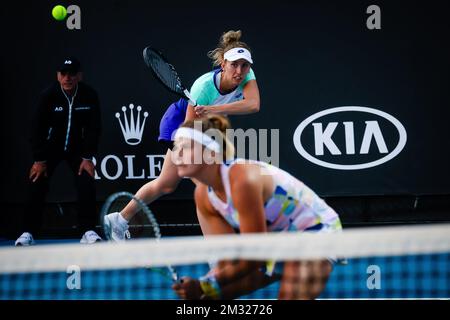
[115, 104, 149, 145]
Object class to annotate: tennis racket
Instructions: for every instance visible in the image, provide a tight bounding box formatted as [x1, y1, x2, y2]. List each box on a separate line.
[142, 46, 197, 106]
[100, 191, 179, 283]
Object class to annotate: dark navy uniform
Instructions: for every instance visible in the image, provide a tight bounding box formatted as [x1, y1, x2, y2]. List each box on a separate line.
[24, 81, 101, 237]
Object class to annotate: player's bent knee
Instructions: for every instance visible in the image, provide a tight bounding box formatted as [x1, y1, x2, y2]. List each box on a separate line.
[280, 260, 332, 299]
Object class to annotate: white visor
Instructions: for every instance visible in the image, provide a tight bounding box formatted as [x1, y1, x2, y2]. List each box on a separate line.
[223, 47, 253, 64]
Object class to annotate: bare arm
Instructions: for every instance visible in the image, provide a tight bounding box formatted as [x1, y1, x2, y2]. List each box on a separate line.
[194, 80, 260, 116]
[210, 164, 268, 286]
[172, 167, 270, 299]
[172, 184, 237, 299]
[202, 165, 269, 296]
[185, 103, 197, 122]
[228, 164, 267, 233]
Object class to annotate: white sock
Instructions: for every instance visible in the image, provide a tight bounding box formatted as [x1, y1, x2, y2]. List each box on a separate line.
[118, 212, 129, 225]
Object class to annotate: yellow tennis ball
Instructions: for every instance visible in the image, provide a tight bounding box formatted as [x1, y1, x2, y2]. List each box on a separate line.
[52, 5, 67, 21]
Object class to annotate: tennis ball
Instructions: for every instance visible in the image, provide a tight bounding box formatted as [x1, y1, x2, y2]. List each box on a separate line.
[52, 5, 67, 21]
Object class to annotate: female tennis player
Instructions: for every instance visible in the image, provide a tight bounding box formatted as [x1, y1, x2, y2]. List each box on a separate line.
[104, 30, 260, 241]
[170, 115, 343, 300]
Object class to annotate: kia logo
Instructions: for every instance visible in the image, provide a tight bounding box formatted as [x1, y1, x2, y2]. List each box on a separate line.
[293, 106, 407, 170]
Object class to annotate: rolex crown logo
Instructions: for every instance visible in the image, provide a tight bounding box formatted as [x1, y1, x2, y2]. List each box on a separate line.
[115, 104, 149, 145]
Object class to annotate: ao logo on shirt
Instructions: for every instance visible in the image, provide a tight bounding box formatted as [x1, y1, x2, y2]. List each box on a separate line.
[54, 106, 63, 112]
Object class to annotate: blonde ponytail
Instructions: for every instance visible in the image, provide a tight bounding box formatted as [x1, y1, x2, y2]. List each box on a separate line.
[207, 30, 252, 66]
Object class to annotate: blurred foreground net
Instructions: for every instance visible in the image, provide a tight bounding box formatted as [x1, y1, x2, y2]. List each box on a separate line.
[1, 224, 449, 299]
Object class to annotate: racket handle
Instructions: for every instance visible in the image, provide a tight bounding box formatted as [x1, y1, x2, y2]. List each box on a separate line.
[183, 89, 197, 106]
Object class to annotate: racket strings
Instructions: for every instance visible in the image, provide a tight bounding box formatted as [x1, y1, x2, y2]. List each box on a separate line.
[145, 48, 184, 94]
[101, 191, 178, 282]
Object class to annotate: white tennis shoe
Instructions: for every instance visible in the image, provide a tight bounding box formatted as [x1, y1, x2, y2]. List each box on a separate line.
[104, 212, 130, 242]
[15, 232, 35, 246]
[80, 230, 102, 244]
